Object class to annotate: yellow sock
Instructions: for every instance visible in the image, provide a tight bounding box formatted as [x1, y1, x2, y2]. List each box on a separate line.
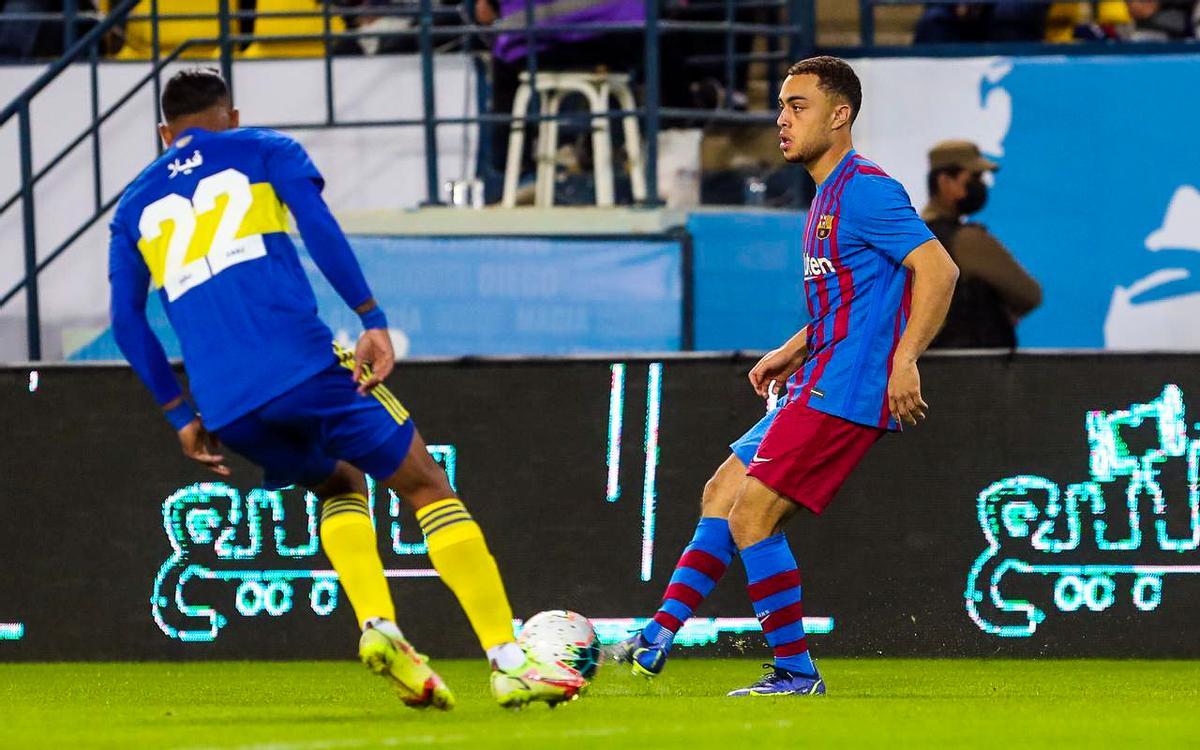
[320, 493, 396, 628]
[417, 497, 515, 650]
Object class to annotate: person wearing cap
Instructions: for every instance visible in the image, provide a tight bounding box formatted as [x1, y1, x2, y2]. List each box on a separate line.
[923, 139, 1042, 349]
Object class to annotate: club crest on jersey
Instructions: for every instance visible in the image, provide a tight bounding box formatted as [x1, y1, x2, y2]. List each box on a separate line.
[815, 213, 834, 240]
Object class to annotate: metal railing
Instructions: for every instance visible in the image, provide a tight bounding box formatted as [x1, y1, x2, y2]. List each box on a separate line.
[1, 0, 812, 360]
[15, 0, 1193, 360]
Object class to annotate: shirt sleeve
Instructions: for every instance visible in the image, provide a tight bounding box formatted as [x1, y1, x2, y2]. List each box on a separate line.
[843, 175, 935, 265]
[273, 176, 385, 328]
[262, 131, 324, 190]
[952, 224, 1043, 317]
[108, 218, 188, 412]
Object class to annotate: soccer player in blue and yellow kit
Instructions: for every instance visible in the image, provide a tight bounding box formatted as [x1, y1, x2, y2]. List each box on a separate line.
[613, 57, 960, 696]
[108, 68, 584, 710]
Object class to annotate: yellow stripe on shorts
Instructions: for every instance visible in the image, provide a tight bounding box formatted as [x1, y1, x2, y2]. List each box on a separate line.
[332, 343, 410, 425]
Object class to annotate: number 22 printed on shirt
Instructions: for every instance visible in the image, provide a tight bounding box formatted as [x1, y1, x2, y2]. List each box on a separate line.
[137, 168, 268, 301]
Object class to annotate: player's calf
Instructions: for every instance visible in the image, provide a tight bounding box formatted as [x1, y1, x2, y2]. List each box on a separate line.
[380, 430, 455, 511]
[613, 457, 743, 677]
[382, 429, 535, 700]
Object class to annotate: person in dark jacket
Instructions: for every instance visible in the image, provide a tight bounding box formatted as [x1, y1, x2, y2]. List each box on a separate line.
[922, 140, 1042, 349]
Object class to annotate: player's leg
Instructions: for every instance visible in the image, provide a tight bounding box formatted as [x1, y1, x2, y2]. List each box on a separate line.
[216, 412, 399, 632]
[308, 460, 455, 710]
[215, 403, 453, 710]
[374, 428, 585, 708]
[322, 351, 582, 707]
[319, 351, 518, 667]
[645, 455, 742, 645]
[612, 407, 779, 677]
[723, 400, 884, 697]
[725, 477, 823, 696]
[611, 454, 742, 677]
[309, 462, 392, 625]
[376, 430, 518, 662]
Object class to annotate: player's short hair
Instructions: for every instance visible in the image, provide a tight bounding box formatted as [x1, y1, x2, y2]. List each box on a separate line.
[787, 56, 862, 124]
[927, 166, 965, 198]
[161, 68, 230, 122]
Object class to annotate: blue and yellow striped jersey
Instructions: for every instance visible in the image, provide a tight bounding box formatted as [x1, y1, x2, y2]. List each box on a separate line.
[109, 127, 349, 430]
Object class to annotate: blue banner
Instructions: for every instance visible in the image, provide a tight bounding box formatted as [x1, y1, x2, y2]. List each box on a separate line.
[688, 211, 808, 351]
[73, 235, 683, 360]
[972, 54, 1200, 349]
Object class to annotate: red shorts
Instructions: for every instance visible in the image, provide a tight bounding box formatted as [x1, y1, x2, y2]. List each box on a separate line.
[744, 400, 885, 514]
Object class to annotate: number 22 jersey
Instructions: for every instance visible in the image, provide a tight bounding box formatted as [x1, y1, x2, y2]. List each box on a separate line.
[109, 128, 343, 430]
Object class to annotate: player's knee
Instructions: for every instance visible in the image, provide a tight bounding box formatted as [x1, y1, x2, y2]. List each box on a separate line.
[312, 462, 365, 499]
[727, 500, 771, 549]
[700, 473, 734, 518]
[700, 455, 743, 517]
[382, 453, 455, 509]
[389, 472, 452, 506]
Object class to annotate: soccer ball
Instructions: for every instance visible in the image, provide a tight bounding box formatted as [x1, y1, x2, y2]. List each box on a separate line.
[517, 610, 601, 678]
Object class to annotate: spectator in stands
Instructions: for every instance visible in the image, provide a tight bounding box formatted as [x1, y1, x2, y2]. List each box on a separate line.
[1124, 0, 1199, 40]
[1044, 1, 1129, 41]
[0, 0, 95, 60]
[913, 2, 1049, 43]
[1041, 1, 1198, 41]
[342, 0, 466, 56]
[0, 0, 47, 59]
[922, 140, 1042, 349]
[658, 0, 761, 116]
[476, 0, 643, 186]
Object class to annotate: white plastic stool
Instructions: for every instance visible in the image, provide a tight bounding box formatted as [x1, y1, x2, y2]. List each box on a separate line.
[501, 70, 646, 208]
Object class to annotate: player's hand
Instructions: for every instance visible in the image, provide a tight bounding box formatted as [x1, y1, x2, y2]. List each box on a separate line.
[887, 357, 928, 427]
[177, 418, 231, 476]
[353, 328, 394, 395]
[748, 346, 804, 398]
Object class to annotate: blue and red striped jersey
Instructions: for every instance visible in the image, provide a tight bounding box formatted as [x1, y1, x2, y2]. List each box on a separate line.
[788, 150, 935, 431]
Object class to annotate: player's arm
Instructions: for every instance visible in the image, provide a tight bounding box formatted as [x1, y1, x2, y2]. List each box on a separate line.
[845, 174, 958, 426]
[890, 239, 959, 425]
[273, 176, 392, 394]
[953, 226, 1042, 317]
[109, 226, 230, 475]
[747, 326, 808, 397]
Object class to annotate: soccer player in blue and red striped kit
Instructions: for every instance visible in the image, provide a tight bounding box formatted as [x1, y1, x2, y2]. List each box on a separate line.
[612, 56, 960, 696]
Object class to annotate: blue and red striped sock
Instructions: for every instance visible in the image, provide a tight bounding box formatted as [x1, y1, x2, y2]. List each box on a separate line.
[641, 517, 736, 650]
[741, 533, 815, 675]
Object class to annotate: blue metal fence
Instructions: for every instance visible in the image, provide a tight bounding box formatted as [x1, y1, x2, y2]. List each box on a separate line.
[1, 0, 811, 360]
[2, 0, 1196, 360]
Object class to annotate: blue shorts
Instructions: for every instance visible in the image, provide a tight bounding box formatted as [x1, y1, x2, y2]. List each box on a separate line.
[729, 407, 780, 468]
[215, 361, 416, 490]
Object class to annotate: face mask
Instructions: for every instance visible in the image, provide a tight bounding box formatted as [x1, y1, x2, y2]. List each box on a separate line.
[957, 178, 988, 216]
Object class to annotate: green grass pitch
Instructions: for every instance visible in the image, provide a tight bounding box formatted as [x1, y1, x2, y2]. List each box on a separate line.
[2, 659, 1197, 749]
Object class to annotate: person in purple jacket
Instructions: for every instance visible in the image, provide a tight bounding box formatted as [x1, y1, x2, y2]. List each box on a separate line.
[475, 0, 644, 185]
